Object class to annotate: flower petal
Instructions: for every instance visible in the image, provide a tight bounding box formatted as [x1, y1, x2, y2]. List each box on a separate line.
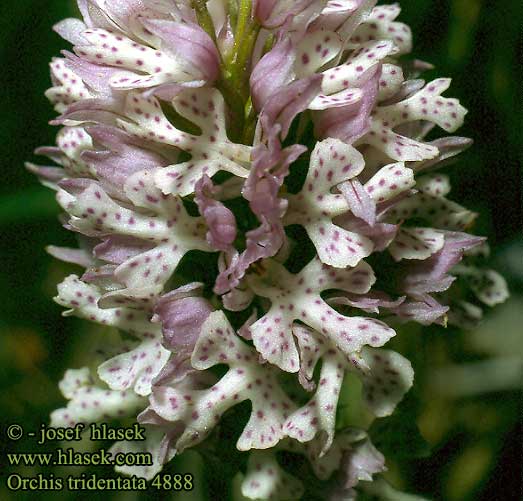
[55, 274, 170, 395]
[195, 175, 238, 252]
[82, 125, 170, 194]
[50, 367, 144, 427]
[288, 325, 412, 453]
[145, 311, 296, 453]
[339, 437, 386, 489]
[358, 347, 414, 417]
[457, 267, 510, 307]
[141, 18, 220, 82]
[285, 138, 374, 268]
[117, 89, 250, 196]
[389, 227, 445, 262]
[241, 450, 304, 500]
[154, 286, 213, 350]
[360, 79, 467, 161]
[250, 37, 295, 111]
[110, 428, 165, 480]
[351, 4, 412, 55]
[57, 170, 211, 299]
[247, 258, 395, 372]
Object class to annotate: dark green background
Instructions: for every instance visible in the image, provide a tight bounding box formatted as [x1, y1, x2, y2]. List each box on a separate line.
[1, 1, 521, 500]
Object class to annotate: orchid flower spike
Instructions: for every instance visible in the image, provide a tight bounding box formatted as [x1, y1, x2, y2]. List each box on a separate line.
[29, 1, 508, 499]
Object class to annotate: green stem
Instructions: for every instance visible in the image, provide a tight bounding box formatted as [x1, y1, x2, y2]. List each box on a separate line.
[227, 0, 260, 100]
[191, 0, 217, 43]
[217, 74, 247, 140]
[234, 25, 261, 99]
[220, 1, 261, 143]
[227, 0, 238, 34]
[193, 0, 261, 145]
[232, 0, 254, 62]
[243, 98, 258, 144]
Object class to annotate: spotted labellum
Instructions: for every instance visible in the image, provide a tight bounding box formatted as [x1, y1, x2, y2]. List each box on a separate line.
[29, 0, 508, 499]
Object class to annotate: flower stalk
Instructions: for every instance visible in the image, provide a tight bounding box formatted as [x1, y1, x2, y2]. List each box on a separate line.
[221, 0, 261, 143]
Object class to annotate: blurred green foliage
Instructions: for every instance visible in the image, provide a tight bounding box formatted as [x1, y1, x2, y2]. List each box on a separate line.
[0, 1, 521, 500]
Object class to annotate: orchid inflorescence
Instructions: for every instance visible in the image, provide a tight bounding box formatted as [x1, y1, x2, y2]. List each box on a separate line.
[28, 1, 508, 499]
